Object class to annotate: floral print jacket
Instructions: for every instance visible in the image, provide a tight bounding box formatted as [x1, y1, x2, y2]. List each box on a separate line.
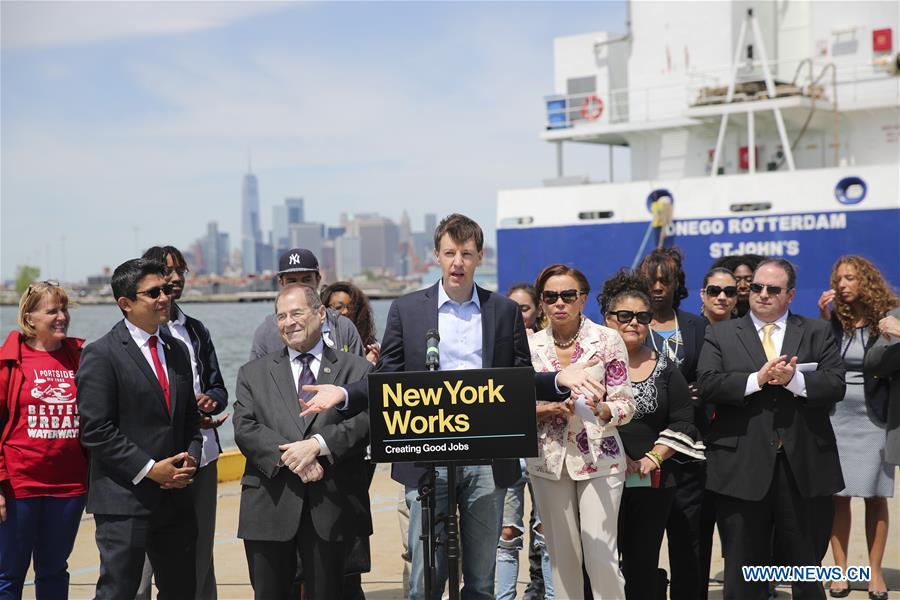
[526, 318, 635, 481]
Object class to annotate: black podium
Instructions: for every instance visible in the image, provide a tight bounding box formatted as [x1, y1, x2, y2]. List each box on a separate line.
[368, 367, 537, 600]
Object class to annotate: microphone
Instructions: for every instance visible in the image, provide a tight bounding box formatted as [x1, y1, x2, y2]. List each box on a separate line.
[425, 329, 440, 371]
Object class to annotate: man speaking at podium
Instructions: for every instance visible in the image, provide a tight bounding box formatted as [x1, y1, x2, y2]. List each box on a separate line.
[301, 213, 606, 600]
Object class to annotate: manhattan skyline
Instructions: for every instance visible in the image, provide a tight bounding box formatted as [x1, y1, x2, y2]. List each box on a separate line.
[2, 1, 628, 282]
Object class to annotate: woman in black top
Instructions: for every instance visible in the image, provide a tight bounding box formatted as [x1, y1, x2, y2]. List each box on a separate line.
[637, 248, 711, 599]
[599, 269, 705, 600]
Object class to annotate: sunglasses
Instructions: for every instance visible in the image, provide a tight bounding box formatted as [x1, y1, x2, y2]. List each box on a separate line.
[541, 289, 582, 304]
[25, 280, 61, 297]
[704, 285, 738, 298]
[136, 283, 175, 299]
[608, 310, 653, 325]
[749, 283, 788, 296]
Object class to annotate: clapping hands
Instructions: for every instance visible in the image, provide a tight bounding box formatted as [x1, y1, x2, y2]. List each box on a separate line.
[757, 355, 798, 388]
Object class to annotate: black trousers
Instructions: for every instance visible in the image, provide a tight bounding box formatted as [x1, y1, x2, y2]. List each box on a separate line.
[698, 489, 718, 600]
[93, 491, 197, 600]
[665, 461, 706, 600]
[618, 484, 677, 600]
[716, 454, 833, 600]
[245, 502, 351, 600]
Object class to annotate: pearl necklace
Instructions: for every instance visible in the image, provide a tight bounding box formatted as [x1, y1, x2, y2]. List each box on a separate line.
[553, 315, 584, 349]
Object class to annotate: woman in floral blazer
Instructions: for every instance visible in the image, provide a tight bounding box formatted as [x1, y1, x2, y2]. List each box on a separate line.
[526, 264, 635, 600]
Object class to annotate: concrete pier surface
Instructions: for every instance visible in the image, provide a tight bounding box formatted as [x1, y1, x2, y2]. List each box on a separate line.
[25, 464, 899, 599]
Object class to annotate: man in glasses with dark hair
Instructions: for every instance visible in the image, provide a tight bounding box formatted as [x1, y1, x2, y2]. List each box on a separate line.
[76, 258, 202, 599]
[132, 246, 229, 600]
[697, 258, 846, 600]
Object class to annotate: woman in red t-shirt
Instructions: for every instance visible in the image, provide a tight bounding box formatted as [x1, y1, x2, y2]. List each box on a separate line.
[0, 281, 87, 599]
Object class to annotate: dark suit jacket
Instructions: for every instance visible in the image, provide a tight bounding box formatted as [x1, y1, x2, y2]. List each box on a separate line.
[347, 283, 563, 488]
[76, 320, 202, 516]
[675, 309, 707, 385]
[233, 345, 373, 544]
[697, 313, 846, 501]
[864, 307, 900, 466]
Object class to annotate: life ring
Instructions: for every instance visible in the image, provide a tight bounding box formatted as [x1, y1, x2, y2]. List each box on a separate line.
[581, 95, 603, 120]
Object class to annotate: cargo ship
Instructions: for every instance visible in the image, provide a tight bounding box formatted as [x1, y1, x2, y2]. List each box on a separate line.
[497, 0, 900, 319]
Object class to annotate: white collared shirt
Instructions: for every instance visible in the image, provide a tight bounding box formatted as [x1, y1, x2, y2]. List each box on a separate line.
[166, 306, 220, 468]
[167, 307, 200, 396]
[436, 280, 483, 371]
[124, 318, 169, 385]
[123, 319, 170, 484]
[287, 337, 332, 457]
[744, 310, 807, 397]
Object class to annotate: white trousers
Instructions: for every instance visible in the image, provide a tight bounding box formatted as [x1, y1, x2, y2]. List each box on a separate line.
[531, 470, 626, 600]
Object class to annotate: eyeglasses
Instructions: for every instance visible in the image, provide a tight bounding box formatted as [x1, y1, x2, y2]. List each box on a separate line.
[749, 283, 788, 296]
[136, 283, 174, 299]
[608, 310, 654, 325]
[165, 267, 188, 277]
[276, 308, 313, 323]
[704, 285, 738, 298]
[25, 280, 60, 297]
[541, 289, 582, 304]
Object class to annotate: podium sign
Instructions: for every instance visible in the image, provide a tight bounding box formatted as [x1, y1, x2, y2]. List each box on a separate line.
[368, 367, 538, 463]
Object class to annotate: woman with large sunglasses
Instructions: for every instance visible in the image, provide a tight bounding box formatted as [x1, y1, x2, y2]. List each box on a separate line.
[699, 268, 739, 324]
[0, 282, 87, 599]
[817, 256, 897, 599]
[495, 283, 554, 600]
[526, 264, 635, 599]
[599, 269, 705, 600]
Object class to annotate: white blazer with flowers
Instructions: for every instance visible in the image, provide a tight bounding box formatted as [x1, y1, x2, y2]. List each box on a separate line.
[526, 318, 635, 481]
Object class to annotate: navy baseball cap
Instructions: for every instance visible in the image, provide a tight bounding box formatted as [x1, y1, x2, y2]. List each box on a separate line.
[278, 248, 319, 274]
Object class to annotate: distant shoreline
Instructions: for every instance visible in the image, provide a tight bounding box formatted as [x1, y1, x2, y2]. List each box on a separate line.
[0, 290, 404, 306]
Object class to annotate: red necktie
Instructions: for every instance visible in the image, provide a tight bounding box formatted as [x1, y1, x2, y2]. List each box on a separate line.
[148, 335, 171, 411]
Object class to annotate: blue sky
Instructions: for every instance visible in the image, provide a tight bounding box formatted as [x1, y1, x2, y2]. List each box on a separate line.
[2, 1, 627, 282]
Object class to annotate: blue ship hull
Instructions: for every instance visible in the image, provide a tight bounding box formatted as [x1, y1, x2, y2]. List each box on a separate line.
[498, 207, 900, 322]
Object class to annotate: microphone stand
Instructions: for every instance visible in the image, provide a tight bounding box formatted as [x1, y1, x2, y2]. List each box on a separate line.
[417, 358, 461, 600]
[416, 465, 436, 598]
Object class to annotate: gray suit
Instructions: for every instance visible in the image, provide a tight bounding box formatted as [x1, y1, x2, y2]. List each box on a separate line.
[864, 307, 900, 466]
[234, 345, 372, 599]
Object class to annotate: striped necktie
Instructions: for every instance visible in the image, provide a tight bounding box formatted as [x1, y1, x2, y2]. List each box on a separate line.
[297, 353, 316, 426]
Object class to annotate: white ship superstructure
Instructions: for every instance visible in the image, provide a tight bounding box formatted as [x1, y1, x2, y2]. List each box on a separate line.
[497, 0, 900, 319]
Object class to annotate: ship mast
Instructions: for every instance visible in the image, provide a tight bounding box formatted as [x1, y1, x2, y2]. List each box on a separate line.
[710, 8, 795, 176]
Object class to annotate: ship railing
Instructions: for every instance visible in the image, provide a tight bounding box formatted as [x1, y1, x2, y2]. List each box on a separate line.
[545, 58, 896, 130]
[544, 85, 692, 130]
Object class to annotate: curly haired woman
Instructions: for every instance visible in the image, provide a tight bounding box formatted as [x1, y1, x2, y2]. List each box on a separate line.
[817, 255, 898, 599]
[321, 281, 380, 364]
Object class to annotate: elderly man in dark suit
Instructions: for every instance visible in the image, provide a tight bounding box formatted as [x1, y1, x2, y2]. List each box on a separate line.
[234, 283, 372, 600]
[76, 258, 202, 600]
[697, 258, 846, 600]
[300, 214, 607, 600]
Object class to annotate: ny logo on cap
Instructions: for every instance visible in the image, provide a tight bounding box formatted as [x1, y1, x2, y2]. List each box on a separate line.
[289, 254, 301, 265]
